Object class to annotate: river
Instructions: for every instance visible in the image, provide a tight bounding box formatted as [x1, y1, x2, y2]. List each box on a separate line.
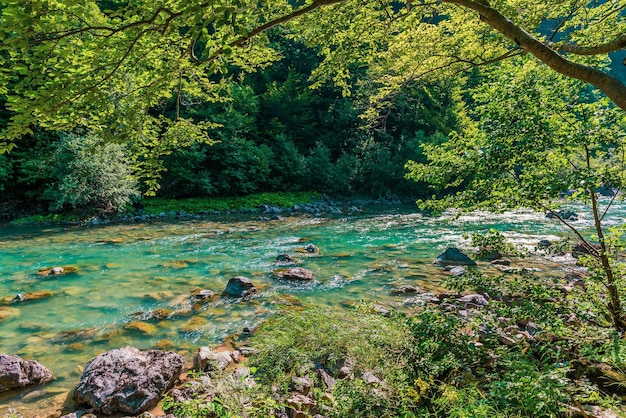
[0, 203, 614, 415]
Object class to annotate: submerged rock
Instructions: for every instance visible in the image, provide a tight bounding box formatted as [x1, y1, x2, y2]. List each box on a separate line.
[124, 321, 158, 335]
[295, 244, 321, 256]
[0, 306, 20, 321]
[434, 247, 476, 266]
[225, 276, 256, 298]
[73, 346, 184, 414]
[36, 265, 78, 277]
[274, 267, 316, 281]
[0, 354, 55, 392]
[275, 254, 296, 263]
[9, 291, 54, 303]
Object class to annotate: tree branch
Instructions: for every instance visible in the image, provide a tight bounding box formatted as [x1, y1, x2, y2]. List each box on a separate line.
[442, 0, 626, 111]
[558, 34, 626, 56]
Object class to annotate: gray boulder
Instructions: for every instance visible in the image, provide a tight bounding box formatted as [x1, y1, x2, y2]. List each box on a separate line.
[73, 346, 184, 415]
[0, 354, 54, 392]
[225, 276, 256, 297]
[434, 247, 477, 266]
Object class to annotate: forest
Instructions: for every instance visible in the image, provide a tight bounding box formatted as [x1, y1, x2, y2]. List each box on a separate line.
[1, 1, 626, 417]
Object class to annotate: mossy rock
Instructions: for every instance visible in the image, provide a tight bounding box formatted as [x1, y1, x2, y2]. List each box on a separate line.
[6, 291, 55, 304]
[36, 265, 79, 276]
[124, 320, 158, 335]
[52, 327, 99, 343]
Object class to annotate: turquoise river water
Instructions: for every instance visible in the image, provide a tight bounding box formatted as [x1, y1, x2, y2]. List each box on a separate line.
[0, 204, 620, 416]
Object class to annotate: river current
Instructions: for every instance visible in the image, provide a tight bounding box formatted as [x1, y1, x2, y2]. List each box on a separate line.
[0, 204, 619, 415]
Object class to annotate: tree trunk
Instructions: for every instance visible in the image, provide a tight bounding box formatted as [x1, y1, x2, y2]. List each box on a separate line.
[589, 189, 625, 331]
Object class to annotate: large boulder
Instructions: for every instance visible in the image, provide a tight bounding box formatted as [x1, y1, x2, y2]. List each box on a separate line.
[434, 247, 477, 266]
[274, 267, 316, 281]
[225, 276, 256, 297]
[0, 354, 55, 392]
[73, 346, 184, 415]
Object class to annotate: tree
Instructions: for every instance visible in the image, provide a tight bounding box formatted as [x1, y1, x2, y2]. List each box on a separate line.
[0, 0, 624, 157]
[21, 132, 140, 215]
[406, 57, 626, 329]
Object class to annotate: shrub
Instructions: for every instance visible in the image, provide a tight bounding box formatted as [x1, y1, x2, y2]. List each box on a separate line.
[43, 132, 139, 215]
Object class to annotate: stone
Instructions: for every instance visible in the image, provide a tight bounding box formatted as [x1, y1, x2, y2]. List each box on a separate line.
[124, 321, 158, 335]
[490, 259, 511, 266]
[361, 371, 382, 386]
[287, 393, 317, 410]
[11, 291, 54, 303]
[317, 369, 336, 391]
[225, 276, 256, 298]
[456, 294, 489, 307]
[572, 243, 600, 258]
[0, 354, 55, 392]
[295, 244, 321, 255]
[448, 266, 466, 276]
[373, 304, 391, 317]
[191, 289, 215, 300]
[274, 267, 316, 281]
[195, 347, 233, 372]
[51, 327, 99, 344]
[537, 239, 552, 249]
[73, 346, 184, 414]
[434, 247, 477, 266]
[390, 285, 421, 294]
[479, 250, 503, 261]
[275, 254, 295, 263]
[290, 376, 312, 395]
[36, 265, 78, 277]
[545, 210, 578, 221]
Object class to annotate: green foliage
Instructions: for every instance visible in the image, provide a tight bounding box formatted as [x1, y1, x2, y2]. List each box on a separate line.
[142, 191, 321, 214]
[161, 393, 231, 418]
[407, 57, 626, 214]
[41, 133, 140, 215]
[0, 154, 11, 191]
[467, 229, 528, 259]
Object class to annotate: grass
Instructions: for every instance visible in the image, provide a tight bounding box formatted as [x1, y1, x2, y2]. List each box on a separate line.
[141, 191, 322, 215]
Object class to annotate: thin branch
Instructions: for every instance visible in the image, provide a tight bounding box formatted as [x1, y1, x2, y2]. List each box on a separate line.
[547, 5, 580, 43]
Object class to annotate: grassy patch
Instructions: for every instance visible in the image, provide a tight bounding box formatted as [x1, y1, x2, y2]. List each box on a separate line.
[142, 191, 322, 215]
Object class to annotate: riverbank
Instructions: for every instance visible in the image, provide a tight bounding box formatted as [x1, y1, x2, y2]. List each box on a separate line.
[4, 192, 411, 227]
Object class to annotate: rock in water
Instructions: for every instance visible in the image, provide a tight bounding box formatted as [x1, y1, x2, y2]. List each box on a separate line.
[0, 354, 55, 392]
[225, 276, 256, 297]
[274, 267, 316, 281]
[73, 346, 184, 414]
[434, 247, 477, 266]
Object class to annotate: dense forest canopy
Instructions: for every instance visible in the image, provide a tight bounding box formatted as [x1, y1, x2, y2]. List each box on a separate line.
[0, 0, 624, 215]
[0, 0, 624, 149]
